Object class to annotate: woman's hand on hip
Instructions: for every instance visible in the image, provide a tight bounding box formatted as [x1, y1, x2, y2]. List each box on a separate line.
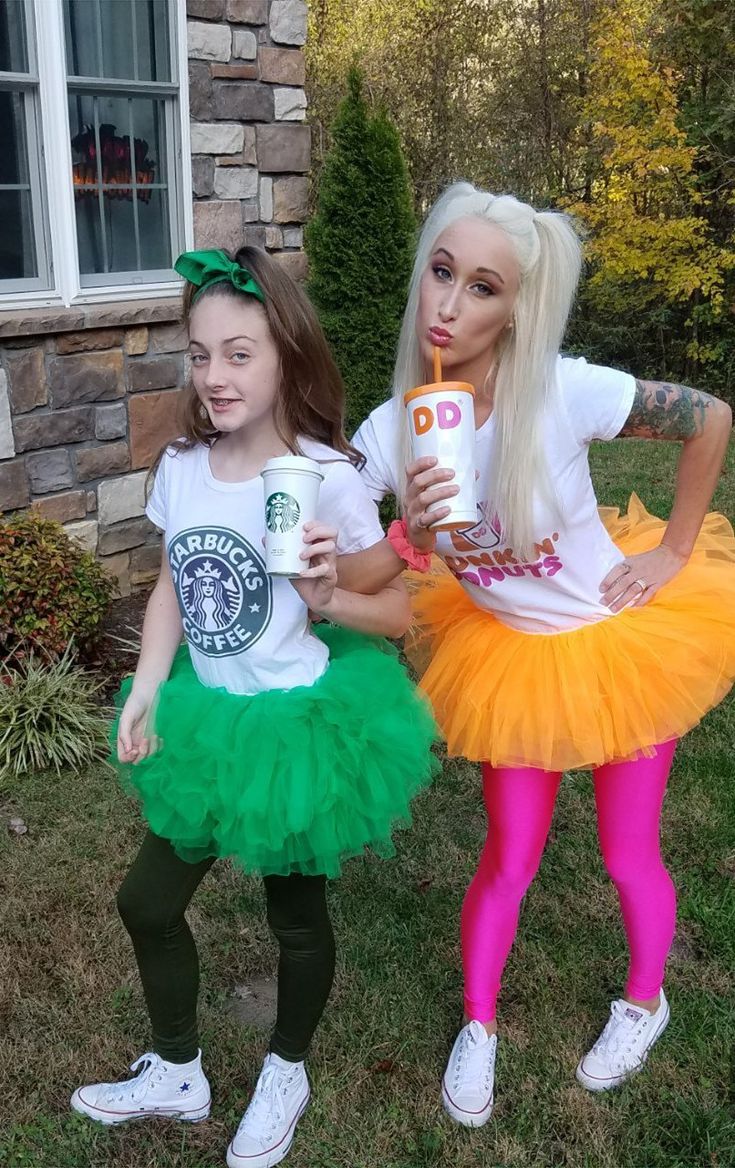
[600, 545, 687, 612]
[404, 456, 460, 551]
[291, 521, 338, 614]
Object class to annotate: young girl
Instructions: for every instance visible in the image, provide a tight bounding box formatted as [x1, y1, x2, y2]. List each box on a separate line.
[341, 183, 735, 1124]
[70, 247, 437, 1167]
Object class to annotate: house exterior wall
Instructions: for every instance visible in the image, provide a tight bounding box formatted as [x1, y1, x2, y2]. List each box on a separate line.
[0, 0, 309, 595]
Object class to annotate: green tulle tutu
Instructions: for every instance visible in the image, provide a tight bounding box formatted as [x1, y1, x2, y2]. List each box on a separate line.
[110, 626, 439, 877]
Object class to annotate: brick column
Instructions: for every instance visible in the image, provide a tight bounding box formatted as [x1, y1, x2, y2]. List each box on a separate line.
[188, 0, 309, 280]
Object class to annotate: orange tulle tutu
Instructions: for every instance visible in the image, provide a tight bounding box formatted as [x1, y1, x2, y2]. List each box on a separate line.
[406, 495, 735, 772]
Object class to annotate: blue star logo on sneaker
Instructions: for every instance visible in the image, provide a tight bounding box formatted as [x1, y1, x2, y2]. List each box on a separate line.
[180, 1082, 190, 1093]
[168, 527, 272, 657]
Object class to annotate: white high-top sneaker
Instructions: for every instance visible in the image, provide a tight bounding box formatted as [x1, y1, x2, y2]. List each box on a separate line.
[576, 991, 670, 1091]
[70, 1050, 211, 1125]
[441, 1021, 497, 1127]
[226, 1052, 310, 1168]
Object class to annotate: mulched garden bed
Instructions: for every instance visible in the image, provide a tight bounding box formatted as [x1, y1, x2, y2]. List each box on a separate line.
[89, 588, 151, 698]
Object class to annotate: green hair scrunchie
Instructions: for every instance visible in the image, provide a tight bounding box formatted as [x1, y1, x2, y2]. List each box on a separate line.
[174, 249, 265, 304]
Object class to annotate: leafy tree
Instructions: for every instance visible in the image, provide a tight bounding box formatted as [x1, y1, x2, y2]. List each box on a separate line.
[564, 0, 734, 382]
[307, 0, 605, 210]
[658, 0, 735, 240]
[306, 1, 735, 396]
[654, 0, 735, 392]
[307, 0, 472, 211]
[306, 68, 415, 431]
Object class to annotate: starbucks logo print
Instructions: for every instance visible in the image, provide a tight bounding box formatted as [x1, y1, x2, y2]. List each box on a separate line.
[266, 492, 300, 534]
[183, 559, 238, 631]
[168, 527, 272, 658]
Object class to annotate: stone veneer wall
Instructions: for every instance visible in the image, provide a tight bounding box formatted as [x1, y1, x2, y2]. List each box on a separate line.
[0, 0, 309, 596]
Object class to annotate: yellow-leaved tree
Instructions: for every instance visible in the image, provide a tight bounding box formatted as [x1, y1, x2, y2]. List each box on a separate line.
[565, 0, 734, 373]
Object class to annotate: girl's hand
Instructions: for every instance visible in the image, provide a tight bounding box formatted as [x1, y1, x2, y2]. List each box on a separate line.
[600, 545, 687, 612]
[404, 456, 460, 551]
[117, 690, 158, 764]
[291, 522, 338, 614]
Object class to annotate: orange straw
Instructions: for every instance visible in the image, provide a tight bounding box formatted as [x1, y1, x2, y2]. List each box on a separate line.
[433, 345, 442, 383]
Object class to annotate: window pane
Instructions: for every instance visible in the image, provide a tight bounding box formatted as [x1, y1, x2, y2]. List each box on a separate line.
[0, 188, 36, 278]
[0, 88, 36, 279]
[0, 0, 28, 73]
[68, 92, 173, 277]
[76, 187, 171, 276]
[0, 90, 30, 185]
[64, 0, 171, 82]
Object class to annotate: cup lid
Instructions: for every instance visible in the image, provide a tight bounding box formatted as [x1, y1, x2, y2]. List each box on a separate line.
[261, 454, 324, 479]
[404, 381, 475, 406]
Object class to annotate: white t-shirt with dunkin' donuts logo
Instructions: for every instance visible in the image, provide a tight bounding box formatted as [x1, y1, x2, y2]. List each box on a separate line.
[146, 438, 384, 694]
[352, 356, 636, 635]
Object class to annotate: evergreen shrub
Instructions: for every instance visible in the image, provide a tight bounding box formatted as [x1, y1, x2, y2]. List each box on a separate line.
[307, 68, 416, 433]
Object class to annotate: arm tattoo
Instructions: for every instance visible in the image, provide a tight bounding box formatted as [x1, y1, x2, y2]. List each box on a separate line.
[619, 379, 717, 440]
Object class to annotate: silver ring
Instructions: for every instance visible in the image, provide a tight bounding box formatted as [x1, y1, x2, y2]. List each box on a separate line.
[634, 578, 647, 593]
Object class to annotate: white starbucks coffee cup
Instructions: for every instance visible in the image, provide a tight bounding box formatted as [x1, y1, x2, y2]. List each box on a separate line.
[404, 381, 477, 530]
[261, 455, 324, 577]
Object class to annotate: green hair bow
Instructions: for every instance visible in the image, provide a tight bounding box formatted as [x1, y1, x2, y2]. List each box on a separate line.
[174, 249, 265, 304]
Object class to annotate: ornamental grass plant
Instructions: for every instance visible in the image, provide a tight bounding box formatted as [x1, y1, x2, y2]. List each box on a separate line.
[0, 646, 111, 782]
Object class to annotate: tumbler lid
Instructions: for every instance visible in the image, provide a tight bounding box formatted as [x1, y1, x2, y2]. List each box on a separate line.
[404, 381, 475, 406]
[261, 455, 324, 479]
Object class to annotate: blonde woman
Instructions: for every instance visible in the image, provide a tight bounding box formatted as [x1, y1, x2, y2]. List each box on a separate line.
[340, 183, 735, 1125]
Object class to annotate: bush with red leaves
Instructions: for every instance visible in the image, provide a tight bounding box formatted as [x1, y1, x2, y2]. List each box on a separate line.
[0, 513, 115, 660]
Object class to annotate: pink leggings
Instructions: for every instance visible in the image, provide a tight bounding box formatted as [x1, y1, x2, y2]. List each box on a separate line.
[462, 740, 677, 1022]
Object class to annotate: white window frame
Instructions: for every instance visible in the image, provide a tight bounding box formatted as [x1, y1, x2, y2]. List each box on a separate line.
[0, 0, 192, 310]
[0, 0, 51, 293]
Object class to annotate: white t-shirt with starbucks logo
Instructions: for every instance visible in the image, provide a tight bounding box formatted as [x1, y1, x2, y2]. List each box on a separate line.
[147, 438, 385, 695]
[352, 356, 636, 635]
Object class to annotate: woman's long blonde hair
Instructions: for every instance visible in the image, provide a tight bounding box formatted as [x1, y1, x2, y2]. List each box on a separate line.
[393, 183, 583, 555]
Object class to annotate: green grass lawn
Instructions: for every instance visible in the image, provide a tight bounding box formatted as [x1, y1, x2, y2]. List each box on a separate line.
[1, 440, 733, 1168]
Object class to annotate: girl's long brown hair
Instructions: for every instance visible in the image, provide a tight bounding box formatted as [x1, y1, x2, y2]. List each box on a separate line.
[149, 246, 364, 483]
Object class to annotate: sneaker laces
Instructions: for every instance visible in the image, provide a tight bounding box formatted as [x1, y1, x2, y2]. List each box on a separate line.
[591, 1001, 650, 1070]
[103, 1052, 166, 1105]
[238, 1060, 297, 1144]
[451, 1022, 496, 1092]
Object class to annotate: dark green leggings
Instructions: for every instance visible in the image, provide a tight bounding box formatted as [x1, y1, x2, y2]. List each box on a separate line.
[116, 831, 335, 1064]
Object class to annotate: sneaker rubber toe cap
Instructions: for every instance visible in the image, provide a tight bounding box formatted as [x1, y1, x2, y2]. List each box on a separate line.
[441, 1079, 494, 1127]
[226, 1088, 309, 1168]
[575, 1055, 623, 1091]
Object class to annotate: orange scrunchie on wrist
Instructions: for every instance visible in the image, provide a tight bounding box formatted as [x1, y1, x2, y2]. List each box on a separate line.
[387, 519, 433, 572]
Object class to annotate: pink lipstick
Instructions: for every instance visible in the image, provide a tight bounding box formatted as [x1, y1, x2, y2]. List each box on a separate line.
[428, 326, 453, 347]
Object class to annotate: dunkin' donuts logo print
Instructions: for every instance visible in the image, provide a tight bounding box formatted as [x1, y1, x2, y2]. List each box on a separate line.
[411, 399, 464, 435]
[266, 492, 300, 534]
[453, 500, 503, 551]
[442, 502, 565, 589]
[168, 527, 272, 657]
